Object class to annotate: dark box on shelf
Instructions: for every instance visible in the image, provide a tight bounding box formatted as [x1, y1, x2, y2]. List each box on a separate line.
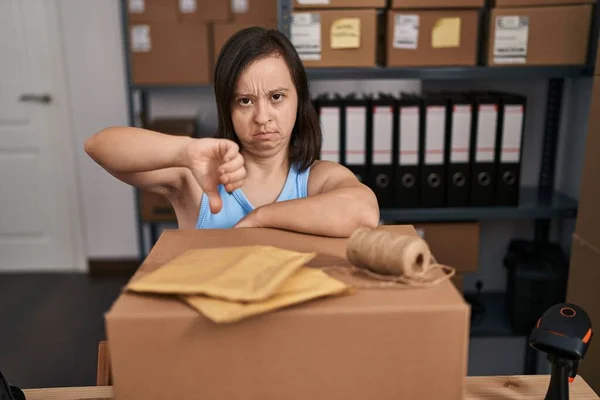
[291, 9, 381, 68]
[493, 0, 593, 6]
[128, 21, 211, 85]
[503, 239, 569, 335]
[487, 5, 592, 66]
[229, 0, 278, 24]
[386, 9, 480, 67]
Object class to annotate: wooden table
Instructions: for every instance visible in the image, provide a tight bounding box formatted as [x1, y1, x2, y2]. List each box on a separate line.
[21, 375, 598, 399]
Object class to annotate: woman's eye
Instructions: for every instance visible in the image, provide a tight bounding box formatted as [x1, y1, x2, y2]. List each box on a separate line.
[271, 93, 284, 102]
[238, 98, 252, 106]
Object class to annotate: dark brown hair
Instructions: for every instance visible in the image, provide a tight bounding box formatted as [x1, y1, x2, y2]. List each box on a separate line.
[213, 27, 321, 171]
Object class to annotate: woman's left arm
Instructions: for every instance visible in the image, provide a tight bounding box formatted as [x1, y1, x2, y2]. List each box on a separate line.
[234, 161, 380, 237]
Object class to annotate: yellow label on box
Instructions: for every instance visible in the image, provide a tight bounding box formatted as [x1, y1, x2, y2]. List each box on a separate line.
[432, 17, 461, 48]
[331, 18, 361, 49]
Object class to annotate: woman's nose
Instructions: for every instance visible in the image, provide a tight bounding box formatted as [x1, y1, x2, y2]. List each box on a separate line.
[254, 101, 271, 125]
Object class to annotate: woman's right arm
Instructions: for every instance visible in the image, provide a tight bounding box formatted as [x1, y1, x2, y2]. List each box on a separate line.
[84, 127, 246, 213]
[84, 127, 195, 196]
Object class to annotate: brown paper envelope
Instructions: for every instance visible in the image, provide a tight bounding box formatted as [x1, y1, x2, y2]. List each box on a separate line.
[182, 267, 354, 323]
[127, 246, 316, 302]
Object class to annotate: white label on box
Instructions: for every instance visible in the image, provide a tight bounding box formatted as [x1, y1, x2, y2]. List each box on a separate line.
[231, 0, 249, 13]
[131, 25, 151, 52]
[501, 105, 524, 163]
[346, 107, 366, 165]
[451, 105, 472, 163]
[373, 106, 393, 165]
[493, 16, 529, 64]
[394, 14, 419, 49]
[129, 0, 145, 13]
[179, 0, 197, 13]
[399, 106, 419, 166]
[298, 0, 330, 3]
[291, 13, 321, 61]
[425, 106, 445, 165]
[476, 105, 498, 162]
[320, 107, 340, 162]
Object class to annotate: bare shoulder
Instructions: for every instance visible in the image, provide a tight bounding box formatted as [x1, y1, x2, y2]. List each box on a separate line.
[307, 160, 362, 195]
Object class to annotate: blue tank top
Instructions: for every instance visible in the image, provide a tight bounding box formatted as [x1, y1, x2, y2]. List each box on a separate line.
[195, 163, 311, 229]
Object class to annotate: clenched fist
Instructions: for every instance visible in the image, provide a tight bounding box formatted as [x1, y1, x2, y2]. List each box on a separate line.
[182, 138, 246, 214]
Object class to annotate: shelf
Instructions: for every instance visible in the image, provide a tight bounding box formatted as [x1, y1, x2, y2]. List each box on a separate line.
[305, 66, 593, 81]
[469, 292, 522, 338]
[128, 66, 593, 91]
[379, 188, 577, 223]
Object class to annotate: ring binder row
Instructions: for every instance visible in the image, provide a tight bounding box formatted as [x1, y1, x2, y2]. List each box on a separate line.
[311, 90, 527, 209]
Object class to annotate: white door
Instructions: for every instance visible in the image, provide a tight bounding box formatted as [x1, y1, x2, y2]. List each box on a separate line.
[0, 0, 86, 271]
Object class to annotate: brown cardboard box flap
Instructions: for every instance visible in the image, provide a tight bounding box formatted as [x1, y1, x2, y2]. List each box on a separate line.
[392, 0, 484, 8]
[106, 227, 470, 399]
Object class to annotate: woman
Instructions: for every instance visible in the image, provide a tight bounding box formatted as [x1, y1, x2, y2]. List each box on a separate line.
[85, 27, 379, 237]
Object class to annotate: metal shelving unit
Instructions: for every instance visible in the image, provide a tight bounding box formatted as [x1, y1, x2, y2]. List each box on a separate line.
[120, 0, 600, 374]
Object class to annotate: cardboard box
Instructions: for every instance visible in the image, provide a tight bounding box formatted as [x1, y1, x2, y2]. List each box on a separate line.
[494, 0, 593, 6]
[391, 0, 484, 8]
[127, 0, 178, 23]
[386, 10, 479, 67]
[129, 22, 211, 85]
[451, 273, 465, 292]
[231, 0, 278, 23]
[140, 192, 176, 222]
[291, 9, 380, 68]
[146, 118, 198, 136]
[565, 77, 600, 393]
[213, 21, 279, 64]
[294, 0, 386, 8]
[106, 226, 470, 400]
[413, 222, 480, 273]
[177, 0, 230, 23]
[487, 5, 592, 66]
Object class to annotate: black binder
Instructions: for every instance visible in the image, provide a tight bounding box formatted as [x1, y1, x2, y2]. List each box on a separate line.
[420, 93, 447, 208]
[396, 93, 421, 208]
[370, 93, 396, 208]
[492, 92, 526, 206]
[342, 93, 370, 184]
[443, 92, 473, 207]
[315, 93, 342, 164]
[468, 92, 499, 207]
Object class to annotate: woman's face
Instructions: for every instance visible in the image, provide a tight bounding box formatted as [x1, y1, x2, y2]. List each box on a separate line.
[231, 54, 298, 159]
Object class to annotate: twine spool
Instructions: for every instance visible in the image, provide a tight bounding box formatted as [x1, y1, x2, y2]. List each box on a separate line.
[328, 227, 456, 289]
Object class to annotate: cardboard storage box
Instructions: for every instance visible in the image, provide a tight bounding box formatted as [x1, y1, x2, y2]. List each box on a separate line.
[177, 0, 230, 23]
[213, 20, 279, 64]
[494, 0, 593, 6]
[127, 0, 230, 22]
[291, 9, 380, 67]
[140, 192, 176, 222]
[386, 10, 479, 67]
[487, 5, 592, 66]
[105, 226, 470, 400]
[566, 77, 600, 394]
[452, 273, 465, 292]
[391, 0, 484, 8]
[231, 0, 278, 23]
[129, 22, 211, 84]
[413, 222, 480, 273]
[294, 0, 386, 8]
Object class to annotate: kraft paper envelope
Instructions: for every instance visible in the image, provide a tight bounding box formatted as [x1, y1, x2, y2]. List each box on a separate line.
[126, 246, 316, 302]
[183, 267, 353, 323]
[432, 17, 461, 48]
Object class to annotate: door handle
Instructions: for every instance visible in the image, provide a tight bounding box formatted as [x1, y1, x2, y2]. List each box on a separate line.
[19, 93, 52, 104]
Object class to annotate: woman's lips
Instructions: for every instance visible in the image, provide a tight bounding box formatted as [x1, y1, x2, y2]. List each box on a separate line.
[253, 132, 277, 139]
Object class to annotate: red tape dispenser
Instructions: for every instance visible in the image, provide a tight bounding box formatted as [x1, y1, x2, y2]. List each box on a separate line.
[528, 303, 593, 400]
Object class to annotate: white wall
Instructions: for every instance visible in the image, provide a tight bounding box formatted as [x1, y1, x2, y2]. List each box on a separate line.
[58, 0, 139, 259]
